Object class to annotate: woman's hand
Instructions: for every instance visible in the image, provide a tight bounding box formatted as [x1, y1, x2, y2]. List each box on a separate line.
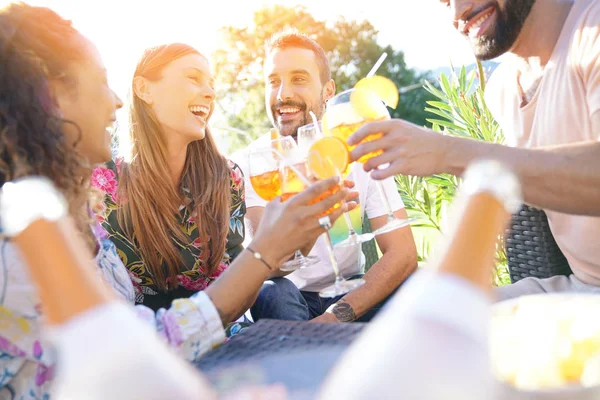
[297, 179, 357, 257]
[250, 177, 356, 268]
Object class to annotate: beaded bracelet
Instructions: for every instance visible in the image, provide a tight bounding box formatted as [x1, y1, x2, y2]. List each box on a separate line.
[246, 247, 274, 271]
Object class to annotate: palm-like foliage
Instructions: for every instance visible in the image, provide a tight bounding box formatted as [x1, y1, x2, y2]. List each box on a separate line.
[397, 61, 510, 286]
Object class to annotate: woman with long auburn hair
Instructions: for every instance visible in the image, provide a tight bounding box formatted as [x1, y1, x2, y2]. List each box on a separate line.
[94, 43, 240, 311]
[93, 43, 301, 313]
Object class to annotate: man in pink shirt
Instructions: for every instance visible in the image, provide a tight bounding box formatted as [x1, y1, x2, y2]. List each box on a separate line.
[349, 0, 600, 300]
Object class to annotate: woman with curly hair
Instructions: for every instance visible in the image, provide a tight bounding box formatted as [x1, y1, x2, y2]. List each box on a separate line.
[0, 3, 124, 397]
[0, 3, 351, 398]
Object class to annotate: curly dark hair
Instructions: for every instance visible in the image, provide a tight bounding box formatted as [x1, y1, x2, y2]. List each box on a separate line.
[0, 3, 96, 246]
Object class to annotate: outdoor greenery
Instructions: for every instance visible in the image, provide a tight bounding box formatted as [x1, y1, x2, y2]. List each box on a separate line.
[211, 5, 434, 154]
[397, 61, 511, 286]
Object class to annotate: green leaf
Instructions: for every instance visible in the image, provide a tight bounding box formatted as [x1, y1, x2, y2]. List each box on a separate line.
[459, 66, 467, 91]
[423, 187, 431, 213]
[423, 81, 446, 100]
[427, 175, 454, 186]
[435, 189, 444, 219]
[425, 101, 452, 111]
[466, 70, 476, 93]
[424, 107, 454, 121]
[455, 100, 477, 130]
[440, 73, 452, 96]
[479, 116, 492, 141]
[425, 119, 468, 133]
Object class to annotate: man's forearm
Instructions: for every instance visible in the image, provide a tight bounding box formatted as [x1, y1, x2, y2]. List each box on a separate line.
[445, 137, 600, 216]
[329, 251, 417, 321]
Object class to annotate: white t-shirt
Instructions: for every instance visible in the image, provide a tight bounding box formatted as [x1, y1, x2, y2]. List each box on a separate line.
[232, 133, 405, 292]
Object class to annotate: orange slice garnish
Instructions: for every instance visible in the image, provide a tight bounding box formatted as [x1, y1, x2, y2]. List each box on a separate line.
[269, 128, 283, 153]
[270, 128, 282, 153]
[307, 136, 349, 180]
[269, 128, 280, 141]
[349, 87, 389, 121]
[354, 75, 399, 109]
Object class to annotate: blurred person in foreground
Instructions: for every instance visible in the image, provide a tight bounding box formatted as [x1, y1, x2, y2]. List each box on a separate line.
[1, 158, 517, 399]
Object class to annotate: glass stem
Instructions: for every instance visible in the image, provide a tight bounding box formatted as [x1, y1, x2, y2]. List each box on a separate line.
[294, 249, 307, 268]
[343, 210, 357, 238]
[323, 231, 342, 279]
[339, 175, 358, 243]
[375, 179, 395, 221]
[357, 237, 364, 274]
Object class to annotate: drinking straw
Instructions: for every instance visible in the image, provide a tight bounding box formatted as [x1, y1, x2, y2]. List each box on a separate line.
[366, 52, 388, 78]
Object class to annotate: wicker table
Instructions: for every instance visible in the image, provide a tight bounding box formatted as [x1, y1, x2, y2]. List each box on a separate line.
[195, 319, 366, 398]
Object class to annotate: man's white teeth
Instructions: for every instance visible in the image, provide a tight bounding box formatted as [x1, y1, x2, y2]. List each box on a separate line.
[279, 107, 300, 114]
[189, 105, 210, 116]
[469, 11, 492, 34]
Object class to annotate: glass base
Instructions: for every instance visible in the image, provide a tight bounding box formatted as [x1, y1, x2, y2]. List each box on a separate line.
[280, 255, 319, 272]
[372, 217, 416, 236]
[334, 232, 375, 249]
[319, 278, 365, 298]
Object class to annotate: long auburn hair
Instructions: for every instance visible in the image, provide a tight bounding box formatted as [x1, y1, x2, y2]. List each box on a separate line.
[117, 43, 231, 291]
[0, 3, 96, 251]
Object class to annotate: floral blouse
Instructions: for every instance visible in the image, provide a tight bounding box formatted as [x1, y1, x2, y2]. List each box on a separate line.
[0, 219, 226, 399]
[91, 158, 246, 312]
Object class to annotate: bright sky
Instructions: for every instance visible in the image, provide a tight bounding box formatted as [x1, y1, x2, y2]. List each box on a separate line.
[3, 0, 477, 100]
[2, 0, 478, 151]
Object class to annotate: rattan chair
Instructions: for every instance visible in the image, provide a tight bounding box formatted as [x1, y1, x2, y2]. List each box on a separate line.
[504, 205, 572, 283]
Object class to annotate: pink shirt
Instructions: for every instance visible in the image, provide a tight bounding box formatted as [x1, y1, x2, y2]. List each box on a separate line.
[485, 0, 600, 285]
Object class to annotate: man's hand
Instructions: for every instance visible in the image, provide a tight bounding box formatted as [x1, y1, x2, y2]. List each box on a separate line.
[348, 119, 454, 180]
[309, 299, 358, 323]
[349, 114, 600, 216]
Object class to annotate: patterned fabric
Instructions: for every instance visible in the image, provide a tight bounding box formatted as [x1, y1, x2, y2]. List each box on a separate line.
[91, 158, 246, 311]
[0, 218, 226, 399]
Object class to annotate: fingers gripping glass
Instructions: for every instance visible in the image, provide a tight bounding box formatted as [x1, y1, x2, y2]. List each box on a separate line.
[325, 89, 414, 236]
[247, 137, 318, 272]
[298, 122, 373, 249]
[279, 142, 365, 298]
